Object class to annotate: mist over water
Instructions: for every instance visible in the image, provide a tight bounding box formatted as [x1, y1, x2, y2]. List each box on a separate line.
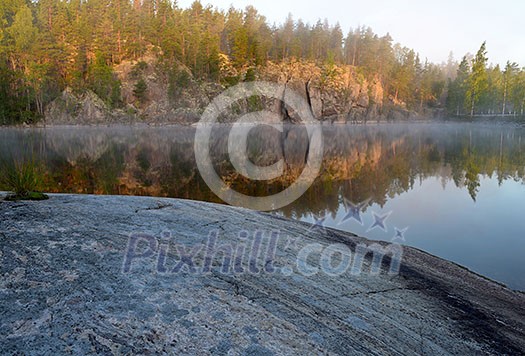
[1, 122, 525, 290]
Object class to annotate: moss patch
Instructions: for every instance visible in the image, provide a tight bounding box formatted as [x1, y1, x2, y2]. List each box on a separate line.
[5, 191, 49, 201]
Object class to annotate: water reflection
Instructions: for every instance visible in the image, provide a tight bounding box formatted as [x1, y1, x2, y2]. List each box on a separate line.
[2, 124, 524, 208]
[1, 123, 525, 289]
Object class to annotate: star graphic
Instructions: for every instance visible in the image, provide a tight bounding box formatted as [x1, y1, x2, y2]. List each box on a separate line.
[284, 236, 300, 250]
[392, 227, 409, 242]
[339, 198, 369, 225]
[308, 215, 327, 233]
[367, 211, 392, 232]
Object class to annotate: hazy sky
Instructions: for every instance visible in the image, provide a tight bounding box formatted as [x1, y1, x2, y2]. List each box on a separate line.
[177, 0, 525, 67]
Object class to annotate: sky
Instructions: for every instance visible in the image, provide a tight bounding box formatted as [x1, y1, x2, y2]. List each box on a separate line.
[176, 0, 525, 67]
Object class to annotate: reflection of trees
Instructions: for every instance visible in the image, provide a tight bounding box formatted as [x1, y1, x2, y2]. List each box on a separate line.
[2, 124, 525, 218]
[39, 142, 126, 195]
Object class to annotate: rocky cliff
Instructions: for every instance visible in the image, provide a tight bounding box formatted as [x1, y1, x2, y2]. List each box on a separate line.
[44, 52, 425, 125]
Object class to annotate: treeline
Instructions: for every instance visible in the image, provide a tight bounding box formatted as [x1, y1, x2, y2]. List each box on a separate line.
[0, 0, 523, 124]
[447, 42, 525, 116]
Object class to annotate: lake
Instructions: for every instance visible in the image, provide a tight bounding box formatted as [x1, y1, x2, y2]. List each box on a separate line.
[1, 122, 524, 290]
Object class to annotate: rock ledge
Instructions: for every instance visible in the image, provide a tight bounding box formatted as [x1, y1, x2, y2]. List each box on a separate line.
[0, 194, 524, 355]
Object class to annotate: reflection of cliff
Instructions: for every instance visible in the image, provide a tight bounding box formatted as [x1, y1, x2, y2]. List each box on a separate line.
[43, 128, 112, 165]
[2, 124, 525, 217]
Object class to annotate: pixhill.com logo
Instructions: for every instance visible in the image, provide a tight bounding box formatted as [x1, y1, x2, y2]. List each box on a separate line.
[122, 224, 404, 278]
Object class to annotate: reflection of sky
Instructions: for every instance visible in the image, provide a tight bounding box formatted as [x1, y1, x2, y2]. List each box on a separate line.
[303, 175, 525, 291]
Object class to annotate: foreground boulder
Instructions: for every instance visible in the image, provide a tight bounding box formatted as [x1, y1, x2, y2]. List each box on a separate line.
[0, 194, 524, 354]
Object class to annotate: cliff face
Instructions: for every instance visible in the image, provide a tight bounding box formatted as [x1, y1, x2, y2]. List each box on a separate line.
[261, 60, 385, 123]
[44, 53, 421, 125]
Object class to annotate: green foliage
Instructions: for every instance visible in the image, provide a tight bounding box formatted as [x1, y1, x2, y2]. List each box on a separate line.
[8, 4, 36, 52]
[244, 67, 257, 82]
[133, 78, 148, 104]
[511, 71, 525, 115]
[168, 67, 191, 103]
[135, 61, 148, 71]
[0, 63, 19, 124]
[88, 53, 122, 108]
[0, 0, 524, 124]
[447, 57, 470, 115]
[247, 95, 262, 111]
[136, 148, 151, 172]
[0, 158, 48, 200]
[320, 55, 338, 88]
[0, 61, 39, 124]
[222, 75, 240, 88]
[93, 143, 126, 194]
[466, 42, 489, 116]
[445, 43, 525, 117]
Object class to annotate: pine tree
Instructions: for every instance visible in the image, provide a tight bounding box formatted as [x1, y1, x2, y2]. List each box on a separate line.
[485, 65, 502, 114]
[89, 53, 121, 108]
[447, 56, 470, 115]
[467, 42, 488, 116]
[511, 70, 525, 116]
[133, 78, 148, 104]
[502, 61, 518, 115]
[1, 0, 524, 124]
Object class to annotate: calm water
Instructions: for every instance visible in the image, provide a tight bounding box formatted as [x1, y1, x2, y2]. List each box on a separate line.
[1, 122, 525, 290]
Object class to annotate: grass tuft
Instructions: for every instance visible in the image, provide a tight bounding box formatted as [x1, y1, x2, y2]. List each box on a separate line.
[0, 159, 49, 201]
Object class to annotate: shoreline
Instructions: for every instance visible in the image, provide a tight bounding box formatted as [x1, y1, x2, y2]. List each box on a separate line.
[0, 118, 438, 129]
[1, 116, 524, 129]
[1, 193, 524, 354]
